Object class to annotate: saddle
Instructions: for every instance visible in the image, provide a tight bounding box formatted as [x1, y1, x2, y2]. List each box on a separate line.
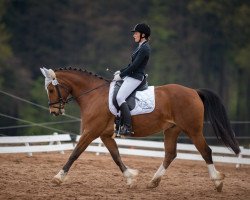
[112, 75, 148, 111]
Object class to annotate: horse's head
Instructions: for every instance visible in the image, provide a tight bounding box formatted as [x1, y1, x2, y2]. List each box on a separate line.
[40, 67, 71, 116]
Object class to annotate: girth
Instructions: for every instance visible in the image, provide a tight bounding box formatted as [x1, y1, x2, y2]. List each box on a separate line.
[112, 75, 148, 111]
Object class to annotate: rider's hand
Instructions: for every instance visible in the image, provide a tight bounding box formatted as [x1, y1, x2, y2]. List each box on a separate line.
[113, 74, 122, 81]
[113, 70, 121, 76]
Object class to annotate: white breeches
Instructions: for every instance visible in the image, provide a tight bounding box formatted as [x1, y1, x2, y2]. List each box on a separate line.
[116, 76, 142, 107]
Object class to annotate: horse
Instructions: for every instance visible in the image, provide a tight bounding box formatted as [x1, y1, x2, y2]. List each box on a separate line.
[40, 67, 240, 192]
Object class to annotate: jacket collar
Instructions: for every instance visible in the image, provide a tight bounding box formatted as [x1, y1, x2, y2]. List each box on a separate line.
[132, 41, 148, 56]
[139, 40, 147, 47]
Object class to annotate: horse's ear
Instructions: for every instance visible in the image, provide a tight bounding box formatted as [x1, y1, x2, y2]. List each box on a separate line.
[40, 67, 56, 80]
[48, 69, 56, 79]
[41, 67, 52, 78]
[40, 68, 46, 77]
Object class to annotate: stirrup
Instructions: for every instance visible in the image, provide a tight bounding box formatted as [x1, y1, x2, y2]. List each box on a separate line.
[114, 128, 122, 138]
[119, 125, 134, 136]
[113, 125, 133, 138]
[113, 116, 123, 138]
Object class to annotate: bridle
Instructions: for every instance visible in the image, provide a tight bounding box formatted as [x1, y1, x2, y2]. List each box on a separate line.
[48, 83, 70, 113]
[48, 79, 109, 113]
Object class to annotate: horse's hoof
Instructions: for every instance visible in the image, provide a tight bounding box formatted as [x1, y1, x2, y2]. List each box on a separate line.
[147, 177, 161, 189]
[52, 176, 63, 185]
[212, 172, 225, 192]
[214, 180, 223, 192]
[124, 168, 139, 188]
[52, 169, 67, 185]
[127, 181, 137, 189]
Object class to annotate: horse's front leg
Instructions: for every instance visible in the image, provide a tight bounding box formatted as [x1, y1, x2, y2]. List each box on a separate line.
[101, 135, 138, 188]
[52, 131, 97, 185]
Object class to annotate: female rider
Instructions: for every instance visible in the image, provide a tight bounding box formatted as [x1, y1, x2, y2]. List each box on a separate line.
[113, 23, 151, 135]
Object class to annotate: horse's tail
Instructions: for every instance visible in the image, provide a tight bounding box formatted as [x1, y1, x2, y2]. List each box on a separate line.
[196, 88, 240, 155]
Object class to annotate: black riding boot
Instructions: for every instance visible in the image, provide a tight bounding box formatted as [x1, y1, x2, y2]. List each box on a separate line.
[119, 102, 133, 135]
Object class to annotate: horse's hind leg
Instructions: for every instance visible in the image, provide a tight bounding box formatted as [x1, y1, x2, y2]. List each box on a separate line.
[189, 132, 225, 192]
[101, 135, 138, 188]
[147, 126, 180, 188]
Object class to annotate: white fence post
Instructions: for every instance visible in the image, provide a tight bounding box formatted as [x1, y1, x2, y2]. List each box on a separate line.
[236, 153, 242, 168]
[53, 132, 64, 154]
[236, 147, 244, 169]
[25, 142, 32, 157]
[96, 143, 102, 156]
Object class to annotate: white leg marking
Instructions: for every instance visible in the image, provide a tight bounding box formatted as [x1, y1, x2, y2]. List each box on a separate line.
[207, 164, 221, 180]
[123, 168, 139, 188]
[52, 169, 67, 185]
[147, 163, 166, 188]
[207, 164, 225, 192]
[152, 163, 166, 180]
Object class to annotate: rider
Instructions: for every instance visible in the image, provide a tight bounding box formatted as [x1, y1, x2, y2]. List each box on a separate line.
[113, 23, 151, 135]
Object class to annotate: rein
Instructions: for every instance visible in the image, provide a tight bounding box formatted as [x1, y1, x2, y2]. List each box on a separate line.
[49, 80, 109, 109]
[66, 82, 109, 103]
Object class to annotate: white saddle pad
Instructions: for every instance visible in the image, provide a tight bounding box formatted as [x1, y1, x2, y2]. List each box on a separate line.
[108, 81, 155, 116]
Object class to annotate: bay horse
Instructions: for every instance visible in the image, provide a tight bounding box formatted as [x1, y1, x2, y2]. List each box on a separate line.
[40, 67, 240, 192]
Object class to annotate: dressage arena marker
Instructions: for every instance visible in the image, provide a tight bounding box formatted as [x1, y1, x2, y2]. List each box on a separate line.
[0, 133, 249, 168]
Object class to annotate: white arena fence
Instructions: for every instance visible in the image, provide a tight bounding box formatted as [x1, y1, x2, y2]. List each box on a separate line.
[0, 132, 249, 168]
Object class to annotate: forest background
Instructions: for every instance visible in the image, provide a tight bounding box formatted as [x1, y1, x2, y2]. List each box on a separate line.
[0, 0, 249, 144]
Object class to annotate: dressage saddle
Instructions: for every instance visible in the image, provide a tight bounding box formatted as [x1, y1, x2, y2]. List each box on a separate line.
[112, 75, 148, 111]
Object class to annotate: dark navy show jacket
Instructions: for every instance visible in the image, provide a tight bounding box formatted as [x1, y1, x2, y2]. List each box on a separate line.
[120, 41, 151, 81]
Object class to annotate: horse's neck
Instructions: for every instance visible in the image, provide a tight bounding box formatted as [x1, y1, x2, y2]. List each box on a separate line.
[56, 71, 109, 103]
[57, 71, 110, 129]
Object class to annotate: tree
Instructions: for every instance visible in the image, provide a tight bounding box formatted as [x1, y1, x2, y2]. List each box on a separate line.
[0, 0, 32, 135]
[1, 0, 250, 137]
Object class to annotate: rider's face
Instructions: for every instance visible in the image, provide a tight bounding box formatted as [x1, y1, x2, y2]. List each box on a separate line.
[133, 32, 141, 43]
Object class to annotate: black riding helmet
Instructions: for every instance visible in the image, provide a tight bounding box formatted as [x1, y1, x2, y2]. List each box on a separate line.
[131, 23, 151, 38]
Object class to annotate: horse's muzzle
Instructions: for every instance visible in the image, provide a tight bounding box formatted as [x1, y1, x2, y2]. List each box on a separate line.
[50, 107, 65, 116]
[50, 111, 60, 116]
